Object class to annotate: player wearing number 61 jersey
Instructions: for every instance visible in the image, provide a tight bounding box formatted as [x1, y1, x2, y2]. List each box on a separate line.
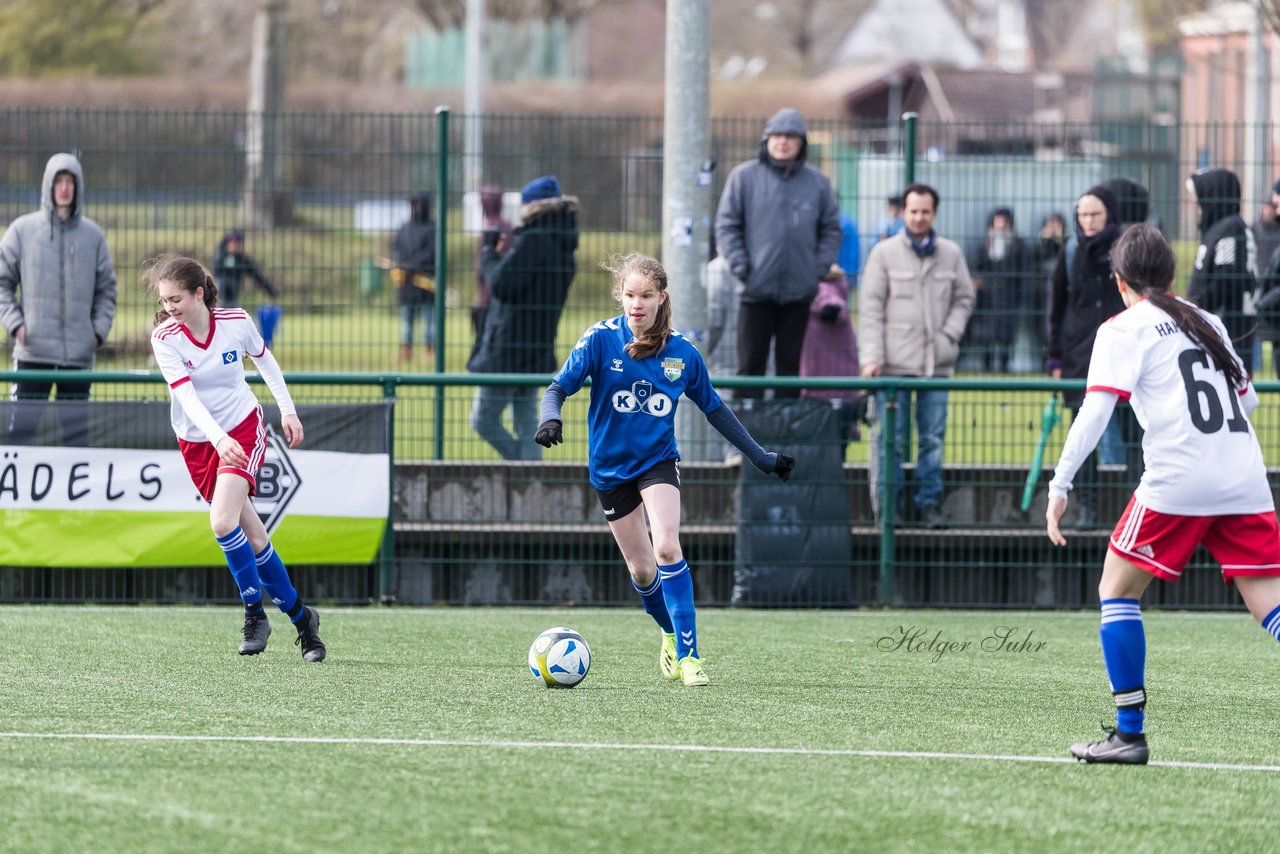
[1046, 225, 1280, 766]
[147, 255, 325, 663]
[537, 253, 795, 688]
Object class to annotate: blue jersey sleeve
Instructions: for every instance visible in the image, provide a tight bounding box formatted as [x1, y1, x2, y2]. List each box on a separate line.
[553, 322, 602, 395]
[681, 344, 722, 414]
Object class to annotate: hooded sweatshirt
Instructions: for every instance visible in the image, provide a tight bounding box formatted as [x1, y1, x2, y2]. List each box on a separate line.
[0, 153, 117, 368]
[714, 108, 842, 305]
[1187, 168, 1257, 359]
[1046, 184, 1123, 399]
[1100, 177, 1150, 226]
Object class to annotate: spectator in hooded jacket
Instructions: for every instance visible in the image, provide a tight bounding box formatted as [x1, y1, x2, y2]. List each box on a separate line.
[1102, 177, 1151, 233]
[967, 207, 1026, 373]
[800, 264, 863, 450]
[715, 107, 842, 399]
[468, 175, 577, 460]
[212, 229, 275, 309]
[389, 194, 437, 363]
[1047, 185, 1131, 527]
[1094, 178, 1150, 470]
[1187, 167, 1258, 369]
[0, 152, 117, 444]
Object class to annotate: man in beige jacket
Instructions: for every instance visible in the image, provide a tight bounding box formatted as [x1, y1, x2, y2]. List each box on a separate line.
[859, 183, 974, 527]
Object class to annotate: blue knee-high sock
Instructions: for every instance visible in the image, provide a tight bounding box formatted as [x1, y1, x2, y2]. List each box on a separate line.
[217, 527, 262, 609]
[659, 559, 697, 659]
[254, 543, 301, 618]
[1262, 604, 1280, 644]
[632, 573, 674, 634]
[1100, 598, 1146, 734]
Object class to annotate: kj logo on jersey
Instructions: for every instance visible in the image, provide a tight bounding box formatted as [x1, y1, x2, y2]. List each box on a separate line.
[612, 380, 673, 417]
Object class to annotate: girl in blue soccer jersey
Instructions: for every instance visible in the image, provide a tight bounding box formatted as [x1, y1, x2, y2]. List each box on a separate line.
[536, 253, 795, 686]
[147, 255, 325, 663]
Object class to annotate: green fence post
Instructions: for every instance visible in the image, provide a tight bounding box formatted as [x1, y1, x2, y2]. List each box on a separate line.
[902, 111, 918, 188]
[434, 106, 450, 461]
[878, 383, 898, 606]
[898, 113, 918, 469]
[378, 377, 398, 604]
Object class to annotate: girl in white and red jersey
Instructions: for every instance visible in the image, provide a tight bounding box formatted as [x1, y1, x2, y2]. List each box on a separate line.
[147, 255, 325, 663]
[1046, 224, 1280, 764]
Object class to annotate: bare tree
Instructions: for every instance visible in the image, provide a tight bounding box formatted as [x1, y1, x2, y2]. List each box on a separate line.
[243, 0, 291, 228]
[1259, 0, 1280, 35]
[1135, 0, 1210, 47]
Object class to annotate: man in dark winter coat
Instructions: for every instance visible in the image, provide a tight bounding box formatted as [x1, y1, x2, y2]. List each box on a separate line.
[1187, 167, 1258, 368]
[715, 107, 842, 398]
[468, 175, 577, 460]
[389, 194, 437, 362]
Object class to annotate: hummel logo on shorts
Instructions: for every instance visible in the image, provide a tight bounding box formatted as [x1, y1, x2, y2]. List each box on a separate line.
[603, 506, 616, 517]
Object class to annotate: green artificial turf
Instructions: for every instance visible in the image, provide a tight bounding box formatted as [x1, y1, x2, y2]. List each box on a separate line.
[1, 606, 1277, 852]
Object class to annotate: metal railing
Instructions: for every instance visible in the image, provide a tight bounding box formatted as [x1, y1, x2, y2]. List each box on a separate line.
[5, 369, 1279, 610]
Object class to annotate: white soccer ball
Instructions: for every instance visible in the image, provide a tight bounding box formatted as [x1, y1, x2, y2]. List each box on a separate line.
[528, 626, 591, 688]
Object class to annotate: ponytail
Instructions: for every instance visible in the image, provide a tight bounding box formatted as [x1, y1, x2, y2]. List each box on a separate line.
[1111, 224, 1245, 389]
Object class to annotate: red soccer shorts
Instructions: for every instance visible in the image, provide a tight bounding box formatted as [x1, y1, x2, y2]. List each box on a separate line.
[178, 407, 266, 502]
[1108, 495, 1280, 584]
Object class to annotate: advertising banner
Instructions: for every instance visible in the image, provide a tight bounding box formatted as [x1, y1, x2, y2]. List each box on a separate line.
[1, 401, 391, 567]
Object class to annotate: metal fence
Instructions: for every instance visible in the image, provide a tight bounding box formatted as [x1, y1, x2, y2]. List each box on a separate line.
[2, 108, 1279, 608]
[2, 109, 1276, 380]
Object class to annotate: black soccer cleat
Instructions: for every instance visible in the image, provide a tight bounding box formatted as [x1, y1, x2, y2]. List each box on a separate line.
[294, 606, 327, 663]
[238, 611, 272, 655]
[1070, 724, 1149, 765]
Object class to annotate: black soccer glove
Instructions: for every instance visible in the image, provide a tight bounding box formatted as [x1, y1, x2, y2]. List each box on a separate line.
[481, 228, 501, 250]
[818, 304, 841, 323]
[771, 453, 796, 481]
[535, 419, 563, 448]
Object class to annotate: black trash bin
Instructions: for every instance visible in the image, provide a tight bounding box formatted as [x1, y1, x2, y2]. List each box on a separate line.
[731, 398, 854, 607]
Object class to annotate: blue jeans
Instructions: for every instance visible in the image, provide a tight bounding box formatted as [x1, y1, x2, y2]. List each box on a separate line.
[1096, 412, 1125, 467]
[868, 387, 948, 520]
[400, 298, 436, 347]
[471, 385, 541, 461]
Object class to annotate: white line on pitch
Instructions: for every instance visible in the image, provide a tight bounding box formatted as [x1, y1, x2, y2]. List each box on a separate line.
[0, 732, 1276, 773]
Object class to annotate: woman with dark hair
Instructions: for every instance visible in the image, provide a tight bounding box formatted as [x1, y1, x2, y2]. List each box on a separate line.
[968, 207, 1025, 372]
[1026, 213, 1066, 361]
[1046, 185, 1140, 526]
[535, 253, 794, 687]
[1046, 224, 1280, 765]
